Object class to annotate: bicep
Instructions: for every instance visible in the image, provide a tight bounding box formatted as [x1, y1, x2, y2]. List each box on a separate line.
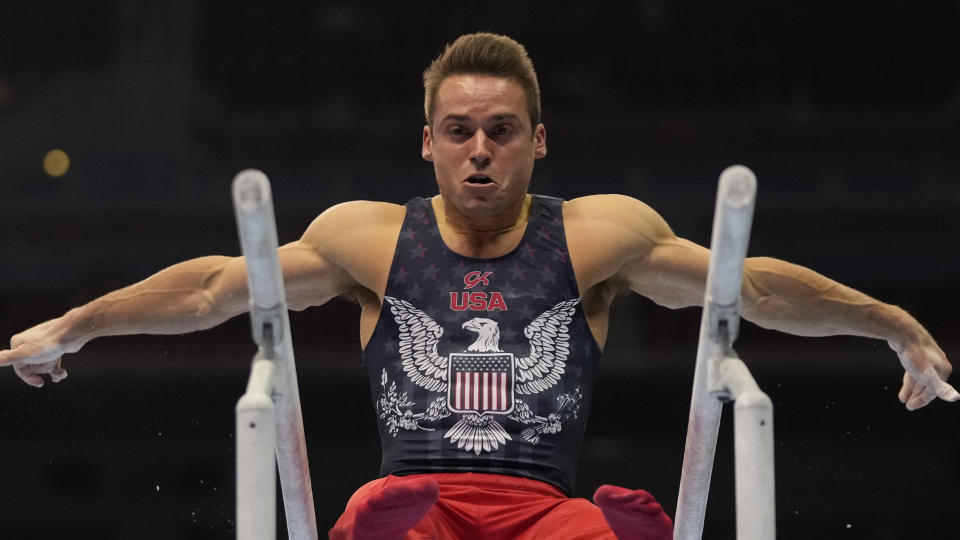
[620, 237, 712, 309]
[592, 196, 711, 309]
[204, 240, 354, 315]
[278, 240, 354, 311]
[279, 200, 401, 310]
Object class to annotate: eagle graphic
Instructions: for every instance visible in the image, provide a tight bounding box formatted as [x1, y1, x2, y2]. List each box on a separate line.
[384, 296, 580, 455]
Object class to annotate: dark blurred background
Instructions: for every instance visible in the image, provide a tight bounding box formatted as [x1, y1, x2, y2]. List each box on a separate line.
[1, 1, 958, 538]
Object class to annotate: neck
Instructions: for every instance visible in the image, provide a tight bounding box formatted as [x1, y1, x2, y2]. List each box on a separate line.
[432, 194, 532, 256]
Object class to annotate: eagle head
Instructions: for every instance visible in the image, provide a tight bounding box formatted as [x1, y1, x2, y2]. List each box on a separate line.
[462, 318, 501, 352]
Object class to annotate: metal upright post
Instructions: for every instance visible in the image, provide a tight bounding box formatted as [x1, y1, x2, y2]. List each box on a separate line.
[233, 169, 318, 540]
[675, 165, 774, 540]
[722, 357, 776, 540]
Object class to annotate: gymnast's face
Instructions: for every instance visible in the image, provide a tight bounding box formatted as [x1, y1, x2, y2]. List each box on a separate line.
[422, 74, 546, 220]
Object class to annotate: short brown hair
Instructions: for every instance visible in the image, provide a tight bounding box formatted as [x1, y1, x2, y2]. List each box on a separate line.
[423, 33, 541, 130]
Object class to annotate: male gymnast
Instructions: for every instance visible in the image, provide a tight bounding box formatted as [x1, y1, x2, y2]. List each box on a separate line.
[2, 33, 956, 539]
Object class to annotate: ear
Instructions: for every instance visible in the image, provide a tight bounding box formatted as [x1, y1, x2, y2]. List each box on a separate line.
[534, 123, 547, 159]
[421, 125, 433, 162]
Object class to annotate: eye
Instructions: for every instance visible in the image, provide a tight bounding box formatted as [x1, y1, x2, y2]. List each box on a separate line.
[490, 124, 514, 139]
[448, 125, 470, 139]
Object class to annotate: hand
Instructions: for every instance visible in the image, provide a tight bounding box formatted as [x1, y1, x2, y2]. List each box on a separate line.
[1, 317, 74, 388]
[894, 336, 958, 411]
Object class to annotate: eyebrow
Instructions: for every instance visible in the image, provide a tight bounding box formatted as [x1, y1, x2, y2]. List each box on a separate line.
[439, 113, 522, 124]
[439, 114, 470, 124]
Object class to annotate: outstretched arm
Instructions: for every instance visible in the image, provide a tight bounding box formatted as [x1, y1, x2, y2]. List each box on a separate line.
[737, 256, 955, 410]
[1, 202, 364, 387]
[595, 195, 956, 411]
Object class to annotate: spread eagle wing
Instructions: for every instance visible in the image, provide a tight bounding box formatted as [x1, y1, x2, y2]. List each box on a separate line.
[514, 298, 580, 395]
[384, 296, 448, 392]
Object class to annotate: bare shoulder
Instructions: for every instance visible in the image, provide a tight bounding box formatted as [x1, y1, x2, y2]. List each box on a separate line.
[563, 194, 673, 245]
[301, 200, 404, 245]
[307, 200, 405, 231]
[562, 194, 678, 291]
[299, 200, 405, 291]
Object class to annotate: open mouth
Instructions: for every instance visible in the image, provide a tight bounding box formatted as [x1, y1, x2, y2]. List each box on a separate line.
[465, 174, 493, 185]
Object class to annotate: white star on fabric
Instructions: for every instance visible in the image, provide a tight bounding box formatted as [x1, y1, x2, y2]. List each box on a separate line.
[531, 282, 547, 300]
[539, 266, 557, 283]
[392, 266, 409, 284]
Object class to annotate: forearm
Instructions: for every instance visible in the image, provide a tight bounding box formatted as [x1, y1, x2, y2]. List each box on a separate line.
[740, 257, 922, 350]
[612, 207, 953, 410]
[59, 256, 249, 350]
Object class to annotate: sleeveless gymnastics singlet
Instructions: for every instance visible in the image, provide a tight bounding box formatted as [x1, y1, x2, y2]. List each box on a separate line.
[362, 195, 602, 494]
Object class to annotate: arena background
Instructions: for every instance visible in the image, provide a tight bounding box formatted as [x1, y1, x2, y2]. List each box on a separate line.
[1, 2, 957, 538]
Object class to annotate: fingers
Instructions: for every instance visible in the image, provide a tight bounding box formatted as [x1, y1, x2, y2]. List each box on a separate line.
[50, 364, 69, 383]
[896, 340, 957, 410]
[900, 367, 960, 411]
[923, 366, 960, 402]
[906, 384, 937, 411]
[0, 342, 59, 367]
[937, 382, 960, 402]
[13, 362, 45, 388]
[898, 372, 916, 404]
[9, 358, 68, 388]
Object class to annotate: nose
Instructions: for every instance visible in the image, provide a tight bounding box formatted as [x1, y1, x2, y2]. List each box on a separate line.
[469, 130, 492, 170]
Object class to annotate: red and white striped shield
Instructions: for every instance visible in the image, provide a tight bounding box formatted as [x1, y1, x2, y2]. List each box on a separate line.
[447, 353, 515, 415]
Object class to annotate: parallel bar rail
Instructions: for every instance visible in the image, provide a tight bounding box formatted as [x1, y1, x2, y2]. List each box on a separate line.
[675, 165, 775, 540]
[233, 169, 318, 540]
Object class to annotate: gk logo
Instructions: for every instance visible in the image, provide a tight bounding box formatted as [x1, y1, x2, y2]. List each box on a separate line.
[463, 271, 493, 289]
[453, 271, 506, 311]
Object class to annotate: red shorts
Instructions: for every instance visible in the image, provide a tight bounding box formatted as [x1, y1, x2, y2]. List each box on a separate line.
[330, 472, 617, 539]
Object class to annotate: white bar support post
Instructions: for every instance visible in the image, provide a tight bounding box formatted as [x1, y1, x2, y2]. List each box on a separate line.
[233, 169, 318, 540]
[675, 165, 774, 540]
[236, 356, 278, 540]
[722, 358, 776, 540]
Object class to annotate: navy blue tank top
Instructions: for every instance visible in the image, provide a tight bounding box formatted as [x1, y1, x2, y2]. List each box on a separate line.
[362, 195, 602, 494]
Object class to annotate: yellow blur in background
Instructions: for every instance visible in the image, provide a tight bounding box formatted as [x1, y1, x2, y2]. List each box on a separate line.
[43, 149, 70, 177]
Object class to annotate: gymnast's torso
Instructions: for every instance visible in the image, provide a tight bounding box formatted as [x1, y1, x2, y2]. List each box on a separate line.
[301, 191, 671, 489]
[360, 194, 604, 493]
